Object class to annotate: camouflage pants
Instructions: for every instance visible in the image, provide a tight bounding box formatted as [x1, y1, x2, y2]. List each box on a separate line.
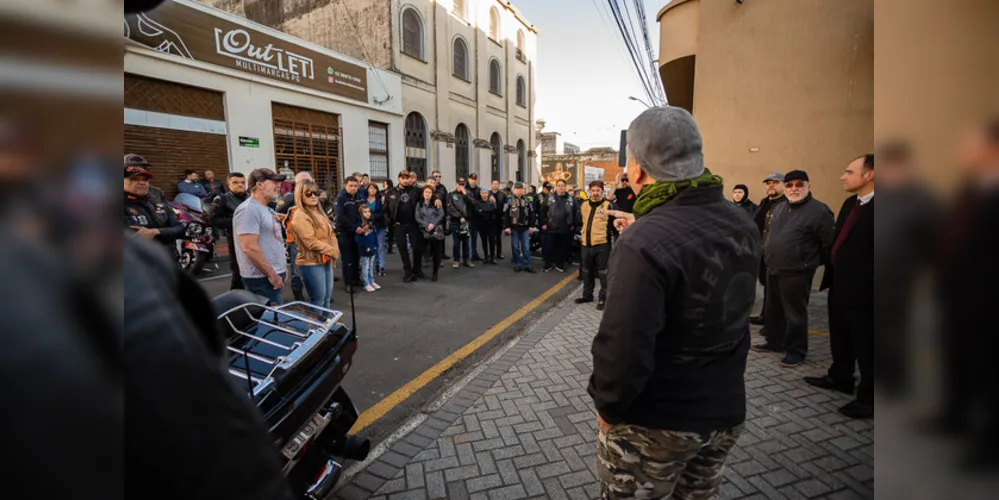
[597, 423, 743, 499]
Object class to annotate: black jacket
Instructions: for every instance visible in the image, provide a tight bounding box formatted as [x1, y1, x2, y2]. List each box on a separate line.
[763, 194, 835, 274]
[753, 195, 786, 236]
[385, 185, 420, 226]
[589, 186, 760, 433]
[124, 235, 295, 500]
[210, 191, 247, 235]
[503, 195, 536, 229]
[540, 193, 575, 234]
[487, 189, 507, 220]
[124, 192, 185, 245]
[735, 199, 758, 217]
[333, 189, 360, 235]
[820, 196, 874, 307]
[447, 190, 475, 223]
[475, 196, 497, 221]
[612, 186, 636, 213]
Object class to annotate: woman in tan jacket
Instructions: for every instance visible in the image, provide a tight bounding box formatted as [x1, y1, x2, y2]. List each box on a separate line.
[288, 180, 339, 311]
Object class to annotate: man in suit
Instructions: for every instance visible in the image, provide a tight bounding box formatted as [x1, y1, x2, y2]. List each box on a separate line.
[805, 154, 875, 419]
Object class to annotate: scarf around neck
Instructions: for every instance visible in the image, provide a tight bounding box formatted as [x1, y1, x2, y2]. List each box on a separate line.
[632, 168, 724, 218]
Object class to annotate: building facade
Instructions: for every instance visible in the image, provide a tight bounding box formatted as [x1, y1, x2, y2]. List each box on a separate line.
[540, 147, 620, 189]
[656, 0, 873, 210]
[124, 0, 404, 199]
[540, 131, 579, 156]
[202, 0, 539, 189]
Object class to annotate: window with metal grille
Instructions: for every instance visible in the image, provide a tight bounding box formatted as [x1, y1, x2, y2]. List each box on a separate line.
[453, 37, 468, 80]
[272, 103, 341, 195]
[490, 132, 502, 182]
[402, 7, 424, 60]
[405, 112, 427, 180]
[516, 76, 526, 107]
[369, 122, 389, 181]
[517, 140, 526, 182]
[489, 7, 500, 40]
[489, 59, 502, 96]
[455, 124, 470, 179]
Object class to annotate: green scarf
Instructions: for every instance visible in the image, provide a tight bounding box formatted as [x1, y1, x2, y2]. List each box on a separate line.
[632, 168, 724, 218]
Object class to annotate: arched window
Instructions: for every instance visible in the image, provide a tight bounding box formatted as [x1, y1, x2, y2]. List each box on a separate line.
[455, 124, 470, 179]
[517, 30, 525, 51]
[401, 7, 424, 60]
[489, 7, 500, 40]
[453, 0, 466, 19]
[516, 140, 526, 182]
[452, 37, 468, 80]
[405, 112, 428, 180]
[516, 75, 526, 107]
[489, 59, 502, 95]
[490, 132, 503, 182]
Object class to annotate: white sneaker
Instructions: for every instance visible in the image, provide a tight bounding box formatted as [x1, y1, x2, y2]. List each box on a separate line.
[372, 283, 381, 290]
[364, 285, 376, 292]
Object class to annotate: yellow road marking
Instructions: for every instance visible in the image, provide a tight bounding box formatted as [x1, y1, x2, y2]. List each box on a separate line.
[350, 273, 578, 433]
[809, 329, 829, 337]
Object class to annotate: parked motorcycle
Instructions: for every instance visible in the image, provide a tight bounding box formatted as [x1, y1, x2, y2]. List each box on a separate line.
[170, 193, 216, 275]
[212, 291, 369, 499]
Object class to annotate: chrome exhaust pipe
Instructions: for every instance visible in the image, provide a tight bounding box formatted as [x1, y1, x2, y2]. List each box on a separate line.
[304, 459, 342, 500]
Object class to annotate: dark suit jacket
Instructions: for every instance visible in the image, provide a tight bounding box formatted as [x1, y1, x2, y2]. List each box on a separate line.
[820, 195, 874, 307]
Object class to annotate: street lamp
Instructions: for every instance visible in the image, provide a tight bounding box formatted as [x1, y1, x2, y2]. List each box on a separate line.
[628, 96, 652, 108]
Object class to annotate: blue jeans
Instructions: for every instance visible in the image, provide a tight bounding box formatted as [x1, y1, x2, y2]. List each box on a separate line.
[359, 256, 376, 286]
[242, 272, 286, 305]
[511, 228, 533, 270]
[375, 227, 387, 270]
[451, 223, 470, 262]
[298, 264, 333, 310]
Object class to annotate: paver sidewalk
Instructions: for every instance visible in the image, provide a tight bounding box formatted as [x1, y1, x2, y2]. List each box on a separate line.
[335, 288, 874, 500]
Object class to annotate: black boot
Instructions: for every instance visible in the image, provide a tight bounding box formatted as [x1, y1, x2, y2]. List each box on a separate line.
[432, 270, 439, 282]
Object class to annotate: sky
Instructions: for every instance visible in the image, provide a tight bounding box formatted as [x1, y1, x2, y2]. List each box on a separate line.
[515, 0, 665, 151]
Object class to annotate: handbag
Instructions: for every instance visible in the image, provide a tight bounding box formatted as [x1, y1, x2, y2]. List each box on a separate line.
[458, 221, 470, 237]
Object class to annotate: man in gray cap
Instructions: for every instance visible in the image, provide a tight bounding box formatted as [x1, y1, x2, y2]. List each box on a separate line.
[589, 107, 760, 499]
[749, 171, 788, 325]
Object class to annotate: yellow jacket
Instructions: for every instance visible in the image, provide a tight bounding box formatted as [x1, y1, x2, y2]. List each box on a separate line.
[579, 198, 612, 246]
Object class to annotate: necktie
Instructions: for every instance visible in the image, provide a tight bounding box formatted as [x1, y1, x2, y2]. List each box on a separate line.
[831, 200, 863, 266]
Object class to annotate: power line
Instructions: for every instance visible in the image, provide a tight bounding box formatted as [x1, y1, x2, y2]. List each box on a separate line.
[632, 0, 666, 104]
[606, 0, 657, 105]
[589, 0, 645, 94]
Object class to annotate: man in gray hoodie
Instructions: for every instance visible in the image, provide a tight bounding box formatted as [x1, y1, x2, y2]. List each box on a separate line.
[753, 170, 834, 367]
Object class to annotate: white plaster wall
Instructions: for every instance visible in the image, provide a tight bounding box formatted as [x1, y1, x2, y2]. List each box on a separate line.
[124, 48, 404, 181]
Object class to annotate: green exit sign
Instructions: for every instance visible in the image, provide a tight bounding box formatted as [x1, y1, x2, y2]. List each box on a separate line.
[239, 136, 260, 148]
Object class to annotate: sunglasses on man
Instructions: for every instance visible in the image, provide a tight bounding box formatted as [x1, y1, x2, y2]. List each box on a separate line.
[785, 181, 807, 189]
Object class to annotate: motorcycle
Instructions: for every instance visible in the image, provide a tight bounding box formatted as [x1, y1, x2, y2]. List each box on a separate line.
[212, 291, 369, 499]
[170, 193, 216, 275]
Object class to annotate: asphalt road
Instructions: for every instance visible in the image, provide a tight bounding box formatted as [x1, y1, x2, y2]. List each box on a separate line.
[197, 234, 579, 443]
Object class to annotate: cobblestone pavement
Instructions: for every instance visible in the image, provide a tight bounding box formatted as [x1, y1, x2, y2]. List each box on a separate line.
[335, 287, 873, 500]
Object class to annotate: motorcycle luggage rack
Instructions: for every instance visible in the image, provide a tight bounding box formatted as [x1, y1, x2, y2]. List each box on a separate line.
[218, 301, 343, 398]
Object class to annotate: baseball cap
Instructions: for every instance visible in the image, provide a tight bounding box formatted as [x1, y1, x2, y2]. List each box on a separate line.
[542, 181, 552, 190]
[784, 170, 809, 183]
[247, 168, 287, 189]
[762, 172, 784, 183]
[626, 106, 705, 182]
[123, 154, 152, 178]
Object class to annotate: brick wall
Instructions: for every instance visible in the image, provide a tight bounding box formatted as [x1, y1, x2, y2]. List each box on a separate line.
[201, 0, 393, 69]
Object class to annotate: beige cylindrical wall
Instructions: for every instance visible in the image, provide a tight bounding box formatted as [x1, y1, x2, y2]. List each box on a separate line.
[659, 0, 873, 212]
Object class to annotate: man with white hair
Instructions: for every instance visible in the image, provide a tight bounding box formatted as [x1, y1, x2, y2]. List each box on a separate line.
[754, 170, 834, 368]
[589, 107, 759, 499]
